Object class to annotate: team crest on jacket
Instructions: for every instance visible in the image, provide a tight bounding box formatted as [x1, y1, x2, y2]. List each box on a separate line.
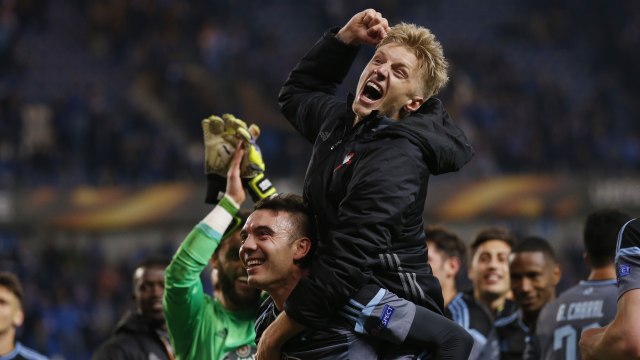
[334, 152, 355, 172]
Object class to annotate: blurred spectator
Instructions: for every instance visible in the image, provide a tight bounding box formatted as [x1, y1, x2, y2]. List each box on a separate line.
[0, 0, 637, 188]
[0, 270, 48, 359]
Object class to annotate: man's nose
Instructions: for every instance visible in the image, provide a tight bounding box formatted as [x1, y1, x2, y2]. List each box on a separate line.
[239, 237, 256, 258]
[373, 66, 388, 78]
[520, 277, 534, 292]
[152, 283, 164, 297]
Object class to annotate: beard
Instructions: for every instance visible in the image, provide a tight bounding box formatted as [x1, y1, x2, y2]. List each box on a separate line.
[217, 266, 261, 310]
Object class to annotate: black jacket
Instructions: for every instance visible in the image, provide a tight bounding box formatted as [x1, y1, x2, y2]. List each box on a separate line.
[92, 312, 172, 360]
[280, 28, 474, 328]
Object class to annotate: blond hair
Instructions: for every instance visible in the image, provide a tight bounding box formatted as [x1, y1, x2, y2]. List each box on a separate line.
[378, 22, 449, 98]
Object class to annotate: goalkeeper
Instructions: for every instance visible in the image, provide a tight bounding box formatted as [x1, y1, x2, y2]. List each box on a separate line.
[163, 113, 275, 360]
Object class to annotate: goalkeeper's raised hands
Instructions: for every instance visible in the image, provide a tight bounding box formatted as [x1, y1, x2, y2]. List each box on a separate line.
[202, 113, 266, 178]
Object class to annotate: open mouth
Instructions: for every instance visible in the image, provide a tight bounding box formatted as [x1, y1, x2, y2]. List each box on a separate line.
[362, 81, 383, 101]
[484, 273, 502, 284]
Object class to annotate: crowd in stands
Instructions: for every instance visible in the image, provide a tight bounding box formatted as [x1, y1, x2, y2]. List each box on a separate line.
[1, 0, 639, 189]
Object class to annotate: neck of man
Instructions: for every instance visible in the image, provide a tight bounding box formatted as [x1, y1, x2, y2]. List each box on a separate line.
[522, 309, 540, 329]
[353, 115, 364, 127]
[441, 281, 458, 307]
[475, 290, 508, 317]
[270, 268, 308, 311]
[0, 329, 16, 356]
[588, 264, 616, 281]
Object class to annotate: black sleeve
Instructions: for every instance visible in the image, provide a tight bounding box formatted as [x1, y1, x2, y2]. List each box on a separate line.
[616, 218, 640, 298]
[278, 27, 359, 143]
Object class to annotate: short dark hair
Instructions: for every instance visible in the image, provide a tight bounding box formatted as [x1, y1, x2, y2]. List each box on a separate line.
[512, 236, 557, 263]
[471, 226, 514, 257]
[584, 209, 632, 268]
[254, 194, 317, 266]
[136, 255, 170, 271]
[425, 225, 467, 266]
[0, 271, 24, 308]
[132, 255, 170, 289]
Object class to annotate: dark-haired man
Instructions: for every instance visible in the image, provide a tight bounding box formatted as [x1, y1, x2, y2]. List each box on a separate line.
[580, 217, 640, 359]
[93, 256, 174, 359]
[504, 236, 561, 359]
[451, 227, 517, 360]
[0, 271, 48, 360]
[534, 209, 630, 360]
[426, 225, 467, 307]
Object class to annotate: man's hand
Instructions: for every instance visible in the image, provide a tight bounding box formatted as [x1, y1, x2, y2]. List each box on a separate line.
[256, 312, 306, 360]
[202, 113, 265, 178]
[580, 326, 605, 360]
[336, 8, 390, 46]
[224, 143, 246, 205]
[223, 113, 266, 178]
[202, 114, 244, 176]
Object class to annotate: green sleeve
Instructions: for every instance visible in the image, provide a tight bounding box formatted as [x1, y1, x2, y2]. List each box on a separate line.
[164, 223, 222, 356]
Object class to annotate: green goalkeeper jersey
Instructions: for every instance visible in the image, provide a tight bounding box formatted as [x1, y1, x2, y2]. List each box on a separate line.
[164, 199, 257, 360]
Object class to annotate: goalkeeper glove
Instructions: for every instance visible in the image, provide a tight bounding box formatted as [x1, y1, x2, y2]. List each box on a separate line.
[202, 114, 245, 176]
[220, 113, 266, 179]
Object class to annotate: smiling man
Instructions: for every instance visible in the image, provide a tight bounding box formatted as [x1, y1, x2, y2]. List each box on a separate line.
[240, 194, 385, 359]
[259, 8, 474, 359]
[468, 227, 515, 319]
[505, 236, 561, 360]
[93, 256, 174, 360]
[509, 236, 561, 330]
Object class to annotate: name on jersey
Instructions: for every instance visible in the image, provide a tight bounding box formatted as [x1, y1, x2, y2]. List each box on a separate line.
[556, 300, 604, 321]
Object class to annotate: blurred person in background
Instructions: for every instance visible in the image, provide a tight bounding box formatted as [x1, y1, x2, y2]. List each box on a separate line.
[468, 227, 516, 320]
[457, 227, 517, 360]
[425, 225, 467, 307]
[0, 271, 48, 360]
[503, 236, 561, 359]
[533, 209, 631, 360]
[426, 225, 493, 360]
[580, 217, 640, 360]
[92, 256, 175, 360]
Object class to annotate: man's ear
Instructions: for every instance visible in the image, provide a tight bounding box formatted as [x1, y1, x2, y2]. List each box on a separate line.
[448, 256, 462, 278]
[583, 252, 591, 268]
[13, 309, 24, 327]
[210, 255, 219, 270]
[552, 264, 562, 286]
[404, 96, 425, 113]
[293, 237, 312, 261]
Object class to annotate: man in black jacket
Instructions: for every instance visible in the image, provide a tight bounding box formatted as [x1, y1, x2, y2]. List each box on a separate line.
[93, 256, 174, 360]
[257, 8, 474, 360]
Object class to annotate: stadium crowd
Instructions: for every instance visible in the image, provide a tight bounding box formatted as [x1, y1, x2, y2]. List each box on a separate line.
[1, 0, 639, 189]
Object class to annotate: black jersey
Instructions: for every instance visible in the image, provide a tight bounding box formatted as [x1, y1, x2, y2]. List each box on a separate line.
[616, 218, 640, 298]
[533, 279, 617, 360]
[446, 292, 494, 360]
[255, 298, 380, 360]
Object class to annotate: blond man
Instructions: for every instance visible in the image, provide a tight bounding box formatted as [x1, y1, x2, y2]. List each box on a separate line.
[258, 8, 474, 360]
